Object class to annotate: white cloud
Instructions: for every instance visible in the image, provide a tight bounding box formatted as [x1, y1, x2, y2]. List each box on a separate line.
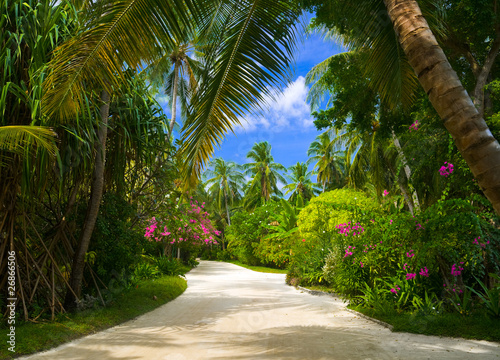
[235, 76, 314, 134]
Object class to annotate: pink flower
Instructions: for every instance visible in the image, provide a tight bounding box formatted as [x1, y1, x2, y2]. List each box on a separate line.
[406, 273, 416, 280]
[439, 162, 454, 177]
[419, 267, 429, 277]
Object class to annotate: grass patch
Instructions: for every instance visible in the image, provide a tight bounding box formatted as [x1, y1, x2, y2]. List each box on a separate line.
[225, 260, 288, 274]
[1, 276, 187, 359]
[350, 305, 500, 342]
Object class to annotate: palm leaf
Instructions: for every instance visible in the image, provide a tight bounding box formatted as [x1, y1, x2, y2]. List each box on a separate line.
[0, 125, 57, 156]
[179, 0, 300, 184]
[42, 0, 203, 121]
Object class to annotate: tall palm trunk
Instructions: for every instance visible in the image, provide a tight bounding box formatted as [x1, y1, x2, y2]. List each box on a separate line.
[169, 62, 179, 135]
[64, 90, 110, 310]
[384, 0, 500, 215]
[224, 190, 231, 226]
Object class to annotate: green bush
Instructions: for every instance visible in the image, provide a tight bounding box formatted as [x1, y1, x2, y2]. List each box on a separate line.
[287, 189, 378, 286]
[155, 257, 184, 276]
[88, 193, 145, 283]
[226, 201, 281, 265]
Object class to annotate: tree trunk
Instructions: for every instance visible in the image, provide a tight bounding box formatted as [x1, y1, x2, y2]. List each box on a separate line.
[169, 62, 179, 135]
[391, 131, 420, 213]
[224, 190, 231, 226]
[472, 33, 500, 118]
[64, 90, 110, 310]
[384, 0, 500, 215]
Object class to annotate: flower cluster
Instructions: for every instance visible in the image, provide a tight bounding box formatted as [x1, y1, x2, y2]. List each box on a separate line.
[144, 199, 219, 248]
[406, 249, 415, 258]
[390, 285, 401, 295]
[409, 120, 419, 132]
[451, 263, 464, 277]
[419, 267, 429, 277]
[336, 222, 365, 237]
[439, 162, 454, 177]
[473, 236, 490, 248]
[383, 189, 389, 197]
[344, 245, 355, 258]
[406, 273, 417, 280]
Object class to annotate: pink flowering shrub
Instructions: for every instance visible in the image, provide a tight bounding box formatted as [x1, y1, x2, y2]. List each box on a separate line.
[144, 199, 219, 256]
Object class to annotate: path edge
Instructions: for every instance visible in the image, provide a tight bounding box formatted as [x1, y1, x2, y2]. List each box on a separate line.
[297, 285, 394, 331]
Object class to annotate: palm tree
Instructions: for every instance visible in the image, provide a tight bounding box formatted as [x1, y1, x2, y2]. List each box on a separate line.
[382, 0, 500, 214]
[204, 158, 245, 225]
[304, 0, 500, 214]
[283, 162, 318, 203]
[307, 132, 346, 192]
[243, 142, 286, 202]
[146, 41, 203, 135]
[330, 125, 394, 198]
[41, 0, 300, 307]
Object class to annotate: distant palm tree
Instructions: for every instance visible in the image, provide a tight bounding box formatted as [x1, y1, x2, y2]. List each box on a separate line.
[243, 141, 286, 202]
[146, 41, 203, 135]
[330, 124, 394, 199]
[307, 132, 346, 192]
[204, 158, 245, 225]
[283, 162, 318, 203]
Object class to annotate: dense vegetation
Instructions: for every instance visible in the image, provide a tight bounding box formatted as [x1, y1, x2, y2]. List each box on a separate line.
[1, 0, 500, 349]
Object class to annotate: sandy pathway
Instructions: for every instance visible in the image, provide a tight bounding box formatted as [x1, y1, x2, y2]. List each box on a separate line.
[22, 261, 500, 360]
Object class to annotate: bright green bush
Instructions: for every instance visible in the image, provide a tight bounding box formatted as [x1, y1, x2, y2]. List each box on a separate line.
[287, 189, 378, 286]
[226, 201, 281, 265]
[297, 188, 379, 239]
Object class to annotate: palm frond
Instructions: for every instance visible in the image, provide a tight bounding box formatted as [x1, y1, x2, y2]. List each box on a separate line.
[42, 0, 202, 121]
[0, 125, 58, 156]
[179, 0, 300, 183]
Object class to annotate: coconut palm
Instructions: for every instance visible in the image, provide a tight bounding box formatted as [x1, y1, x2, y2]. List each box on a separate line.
[243, 141, 286, 202]
[283, 162, 318, 203]
[204, 158, 245, 225]
[304, 0, 500, 214]
[40, 0, 300, 307]
[146, 40, 203, 135]
[329, 125, 394, 198]
[307, 132, 346, 192]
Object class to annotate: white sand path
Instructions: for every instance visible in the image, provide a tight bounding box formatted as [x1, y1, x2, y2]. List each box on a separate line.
[21, 260, 500, 360]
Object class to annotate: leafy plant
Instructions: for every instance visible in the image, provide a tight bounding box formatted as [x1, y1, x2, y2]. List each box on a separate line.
[358, 282, 394, 316]
[412, 291, 443, 316]
[133, 262, 159, 280]
[447, 287, 474, 316]
[154, 257, 183, 276]
[469, 274, 500, 318]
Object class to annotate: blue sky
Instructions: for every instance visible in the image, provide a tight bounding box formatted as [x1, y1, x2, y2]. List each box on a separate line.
[157, 16, 345, 173]
[210, 30, 344, 169]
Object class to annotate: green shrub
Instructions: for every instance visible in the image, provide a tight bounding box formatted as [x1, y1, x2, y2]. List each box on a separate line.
[133, 262, 159, 280]
[155, 257, 184, 276]
[88, 193, 144, 283]
[226, 201, 281, 265]
[287, 189, 378, 286]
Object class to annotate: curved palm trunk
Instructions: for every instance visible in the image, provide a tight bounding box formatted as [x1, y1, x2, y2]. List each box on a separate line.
[169, 62, 179, 135]
[64, 90, 110, 310]
[384, 0, 500, 215]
